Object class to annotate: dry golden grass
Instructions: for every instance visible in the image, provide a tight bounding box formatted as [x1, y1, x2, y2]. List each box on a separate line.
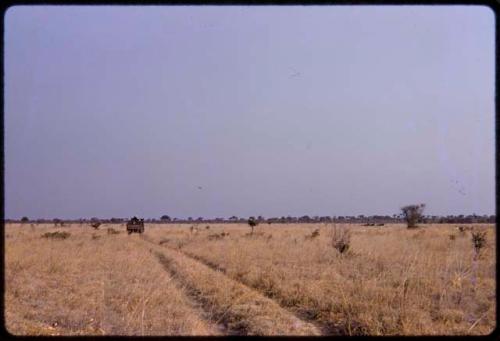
[5, 224, 219, 336]
[139, 235, 320, 335]
[145, 223, 496, 335]
[5, 222, 496, 336]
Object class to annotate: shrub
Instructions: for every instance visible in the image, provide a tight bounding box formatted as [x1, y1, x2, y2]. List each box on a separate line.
[107, 228, 120, 235]
[208, 233, 222, 241]
[471, 230, 487, 256]
[248, 217, 258, 234]
[20, 217, 29, 223]
[457, 226, 472, 234]
[206, 225, 210, 230]
[91, 222, 101, 229]
[449, 234, 456, 241]
[305, 229, 320, 240]
[42, 231, 70, 240]
[208, 232, 229, 240]
[331, 226, 351, 254]
[401, 204, 425, 228]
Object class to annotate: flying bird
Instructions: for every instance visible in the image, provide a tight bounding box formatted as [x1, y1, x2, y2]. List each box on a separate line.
[289, 67, 301, 78]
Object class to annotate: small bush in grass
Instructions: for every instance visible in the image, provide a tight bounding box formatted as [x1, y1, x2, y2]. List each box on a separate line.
[42, 231, 70, 240]
[305, 229, 320, 240]
[248, 217, 258, 234]
[208, 233, 221, 241]
[208, 232, 229, 240]
[401, 203, 425, 228]
[107, 228, 120, 235]
[91, 234, 100, 240]
[449, 234, 456, 241]
[91, 222, 101, 229]
[457, 226, 472, 235]
[159, 238, 170, 245]
[205, 225, 210, 230]
[471, 230, 487, 256]
[331, 226, 351, 254]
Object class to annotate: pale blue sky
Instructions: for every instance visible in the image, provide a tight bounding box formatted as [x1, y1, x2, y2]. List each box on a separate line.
[5, 5, 495, 219]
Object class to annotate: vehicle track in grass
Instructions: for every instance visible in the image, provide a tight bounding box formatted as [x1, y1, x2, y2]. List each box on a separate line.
[140, 233, 346, 335]
[129, 237, 230, 335]
[137, 235, 322, 336]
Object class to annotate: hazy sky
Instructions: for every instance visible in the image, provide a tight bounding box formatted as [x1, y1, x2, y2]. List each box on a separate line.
[5, 5, 495, 219]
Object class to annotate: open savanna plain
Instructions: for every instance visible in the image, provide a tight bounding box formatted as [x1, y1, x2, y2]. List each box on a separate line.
[5, 222, 496, 336]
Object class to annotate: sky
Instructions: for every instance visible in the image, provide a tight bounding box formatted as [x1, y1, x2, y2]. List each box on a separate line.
[4, 5, 495, 220]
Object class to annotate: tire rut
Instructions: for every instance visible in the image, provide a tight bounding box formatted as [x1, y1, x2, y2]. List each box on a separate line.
[137, 235, 322, 336]
[153, 252, 236, 336]
[141, 235, 324, 335]
[130, 237, 228, 335]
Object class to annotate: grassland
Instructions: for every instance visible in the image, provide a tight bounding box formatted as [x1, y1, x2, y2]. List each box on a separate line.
[5, 222, 495, 335]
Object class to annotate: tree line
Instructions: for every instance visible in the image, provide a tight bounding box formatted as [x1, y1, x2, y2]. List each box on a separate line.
[11, 212, 496, 225]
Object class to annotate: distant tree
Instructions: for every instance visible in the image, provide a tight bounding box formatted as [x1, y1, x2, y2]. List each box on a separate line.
[188, 217, 193, 222]
[401, 204, 425, 228]
[53, 218, 61, 226]
[248, 217, 258, 234]
[161, 215, 171, 222]
[21, 216, 29, 223]
[319, 216, 332, 223]
[299, 215, 311, 223]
